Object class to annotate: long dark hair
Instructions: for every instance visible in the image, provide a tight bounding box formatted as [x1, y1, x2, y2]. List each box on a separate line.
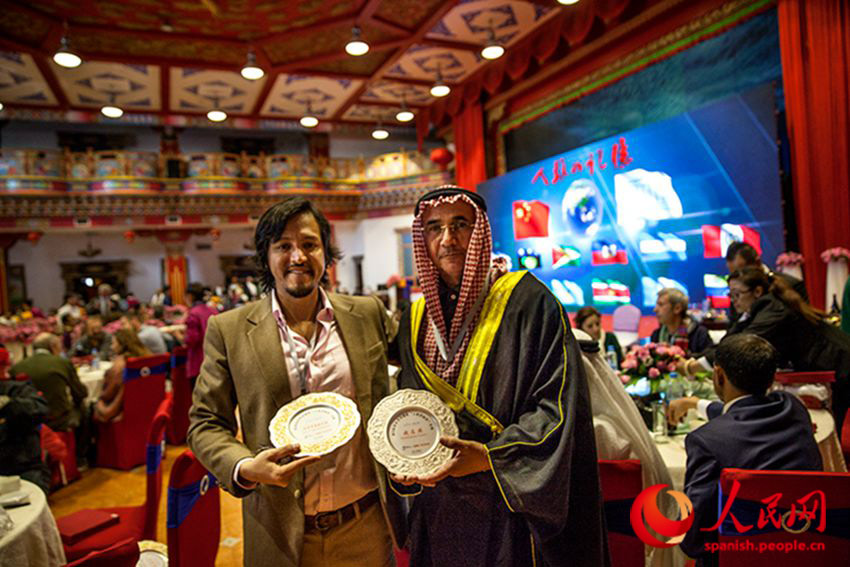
[253, 197, 342, 293]
[729, 267, 824, 324]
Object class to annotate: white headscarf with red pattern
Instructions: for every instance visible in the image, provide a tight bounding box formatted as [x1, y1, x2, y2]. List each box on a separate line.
[412, 186, 506, 385]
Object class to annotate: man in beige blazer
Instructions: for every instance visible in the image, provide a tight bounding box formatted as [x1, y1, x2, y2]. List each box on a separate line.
[188, 197, 402, 567]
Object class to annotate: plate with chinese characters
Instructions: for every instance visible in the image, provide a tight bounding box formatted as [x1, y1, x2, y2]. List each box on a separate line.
[268, 392, 361, 456]
[367, 389, 458, 476]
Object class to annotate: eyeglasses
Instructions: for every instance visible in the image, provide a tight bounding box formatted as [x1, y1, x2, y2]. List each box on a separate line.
[729, 289, 752, 300]
[424, 219, 473, 240]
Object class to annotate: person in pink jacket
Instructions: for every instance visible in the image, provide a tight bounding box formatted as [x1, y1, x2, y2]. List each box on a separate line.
[184, 283, 219, 387]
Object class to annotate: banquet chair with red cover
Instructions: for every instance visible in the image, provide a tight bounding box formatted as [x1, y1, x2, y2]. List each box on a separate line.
[166, 346, 189, 445]
[598, 459, 644, 567]
[61, 397, 171, 562]
[716, 468, 850, 567]
[166, 449, 220, 567]
[841, 408, 850, 464]
[97, 353, 169, 469]
[66, 537, 140, 567]
[40, 425, 81, 488]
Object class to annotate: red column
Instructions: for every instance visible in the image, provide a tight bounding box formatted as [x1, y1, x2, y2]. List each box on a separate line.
[156, 231, 193, 306]
[0, 235, 22, 314]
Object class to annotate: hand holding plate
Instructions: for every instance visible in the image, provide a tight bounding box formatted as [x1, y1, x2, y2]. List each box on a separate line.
[406, 436, 491, 487]
[239, 444, 320, 488]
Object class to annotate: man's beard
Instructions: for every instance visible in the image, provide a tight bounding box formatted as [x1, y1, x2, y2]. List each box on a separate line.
[284, 281, 317, 298]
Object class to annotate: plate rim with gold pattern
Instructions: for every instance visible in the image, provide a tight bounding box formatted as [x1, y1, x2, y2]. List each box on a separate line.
[268, 391, 361, 457]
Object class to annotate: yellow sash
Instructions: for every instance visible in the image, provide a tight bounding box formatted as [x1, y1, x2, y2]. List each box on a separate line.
[410, 271, 527, 434]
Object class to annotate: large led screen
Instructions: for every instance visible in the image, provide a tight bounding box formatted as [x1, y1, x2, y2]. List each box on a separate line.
[478, 85, 785, 314]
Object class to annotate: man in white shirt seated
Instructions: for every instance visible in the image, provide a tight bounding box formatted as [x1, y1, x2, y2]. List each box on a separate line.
[121, 312, 167, 354]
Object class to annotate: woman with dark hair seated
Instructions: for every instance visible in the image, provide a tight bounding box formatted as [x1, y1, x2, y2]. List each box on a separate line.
[92, 328, 151, 423]
[574, 306, 623, 367]
[680, 266, 850, 432]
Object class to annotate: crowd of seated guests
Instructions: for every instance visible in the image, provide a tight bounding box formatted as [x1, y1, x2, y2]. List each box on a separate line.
[650, 288, 713, 355]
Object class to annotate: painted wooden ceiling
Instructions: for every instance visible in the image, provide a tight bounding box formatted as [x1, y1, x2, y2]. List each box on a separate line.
[0, 0, 562, 125]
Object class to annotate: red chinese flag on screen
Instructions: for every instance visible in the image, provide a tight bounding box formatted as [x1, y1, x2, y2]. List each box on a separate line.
[513, 201, 550, 239]
[702, 224, 761, 258]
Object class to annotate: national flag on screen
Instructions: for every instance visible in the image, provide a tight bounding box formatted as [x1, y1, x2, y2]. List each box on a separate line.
[552, 245, 582, 269]
[701, 224, 761, 258]
[592, 279, 631, 305]
[512, 200, 550, 239]
[704, 274, 730, 308]
[550, 279, 585, 306]
[591, 240, 628, 265]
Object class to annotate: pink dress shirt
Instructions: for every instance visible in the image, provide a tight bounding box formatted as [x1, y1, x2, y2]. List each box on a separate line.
[269, 290, 378, 514]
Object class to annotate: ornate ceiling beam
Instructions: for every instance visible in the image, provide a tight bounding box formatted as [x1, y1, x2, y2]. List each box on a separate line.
[270, 38, 408, 74]
[420, 37, 483, 52]
[33, 54, 69, 108]
[255, 14, 358, 46]
[68, 24, 247, 49]
[160, 64, 171, 114]
[332, 0, 460, 121]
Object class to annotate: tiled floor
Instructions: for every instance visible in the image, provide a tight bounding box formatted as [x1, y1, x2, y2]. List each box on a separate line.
[47, 444, 244, 566]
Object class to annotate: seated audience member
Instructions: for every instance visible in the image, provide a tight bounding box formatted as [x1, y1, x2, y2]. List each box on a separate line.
[87, 283, 120, 318]
[0, 348, 51, 494]
[122, 312, 167, 354]
[184, 283, 217, 386]
[573, 329, 678, 567]
[9, 332, 90, 465]
[150, 288, 166, 306]
[679, 267, 850, 432]
[668, 334, 822, 566]
[57, 293, 84, 321]
[93, 329, 151, 423]
[72, 313, 112, 359]
[726, 241, 808, 324]
[574, 306, 623, 366]
[651, 288, 713, 354]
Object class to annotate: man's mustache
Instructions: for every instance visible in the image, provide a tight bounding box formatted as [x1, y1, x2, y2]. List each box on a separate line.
[438, 248, 466, 259]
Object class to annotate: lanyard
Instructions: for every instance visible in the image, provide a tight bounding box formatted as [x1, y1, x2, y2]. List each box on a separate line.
[429, 269, 490, 364]
[280, 319, 320, 397]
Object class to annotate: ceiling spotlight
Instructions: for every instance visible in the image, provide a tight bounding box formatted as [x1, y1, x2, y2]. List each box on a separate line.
[300, 100, 319, 128]
[53, 35, 82, 68]
[480, 26, 505, 60]
[345, 26, 369, 57]
[396, 108, 414, 122]
[557, 0, 581, 4]
[207, 109, 227, 122]
[372, 124, 389, 140]
[0, 102, 4, 112]
[430, 66, 450, 98]
[240, 51, 264, 80]
[101, 105, 123, 118]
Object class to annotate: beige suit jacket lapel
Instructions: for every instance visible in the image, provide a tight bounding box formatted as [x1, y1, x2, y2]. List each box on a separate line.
[329, 295, 372, 419]
[245, 298, 292, 409]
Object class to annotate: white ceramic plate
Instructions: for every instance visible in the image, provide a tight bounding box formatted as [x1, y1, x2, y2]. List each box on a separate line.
[367, 389, 458, 476]
[268, 392, 361, 456]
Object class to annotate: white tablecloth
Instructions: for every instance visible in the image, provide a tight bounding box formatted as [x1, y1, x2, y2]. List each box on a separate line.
[0, 480, 66, 567]
[76, 361, 113, 402]
[658, 408, 847, 490]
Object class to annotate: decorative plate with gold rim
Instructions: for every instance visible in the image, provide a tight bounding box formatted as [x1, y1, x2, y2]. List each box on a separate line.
[367, 389, 459, 476]
[268, 392, 361, 456]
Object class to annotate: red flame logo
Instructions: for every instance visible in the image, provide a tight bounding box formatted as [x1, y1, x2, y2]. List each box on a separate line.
[630, 484, 695, 548]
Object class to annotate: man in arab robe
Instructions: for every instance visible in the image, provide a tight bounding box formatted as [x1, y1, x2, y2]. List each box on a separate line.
[393, 186, 609, 567]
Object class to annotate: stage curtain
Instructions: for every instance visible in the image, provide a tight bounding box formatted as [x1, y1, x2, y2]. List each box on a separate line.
[453, 102, 487, 191]
[778, 0, 850, 308]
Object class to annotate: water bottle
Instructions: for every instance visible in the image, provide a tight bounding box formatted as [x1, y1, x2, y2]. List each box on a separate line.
[606, 345, 618, 370]
[91, 349, 100, 370]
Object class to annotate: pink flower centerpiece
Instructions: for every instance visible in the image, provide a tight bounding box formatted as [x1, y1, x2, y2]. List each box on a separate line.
[619, 342, 686, 393]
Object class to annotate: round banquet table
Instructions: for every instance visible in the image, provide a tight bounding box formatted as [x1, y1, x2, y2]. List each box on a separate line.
[0, 480, 66, 567]
[657, 407, 846, 490]
[76, 361, 113, 402]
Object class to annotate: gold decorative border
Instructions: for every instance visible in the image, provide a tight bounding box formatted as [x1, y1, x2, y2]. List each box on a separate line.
[268, 392, 361, 456]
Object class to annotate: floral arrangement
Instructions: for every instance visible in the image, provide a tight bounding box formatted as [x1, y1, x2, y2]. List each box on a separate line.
[775, 251, 804, 267]
[820, 247, 850, 263]
[619, 342, 686, 389]
[0, 317, 56, 344]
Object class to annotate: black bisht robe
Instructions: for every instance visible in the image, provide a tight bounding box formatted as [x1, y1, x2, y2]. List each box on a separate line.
[395, 274, 610, 567]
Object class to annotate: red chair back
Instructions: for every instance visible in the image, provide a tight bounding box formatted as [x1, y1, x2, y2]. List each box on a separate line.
[167, 346, 190, 445]
[167, 449, 220, 567]
[142, 396, 171, 541]
[598, 459, 644, 567]
[841, 408, 850, 464]
[717, 468, 850, 566]
[97, 353, 169, 469]
[66, 537, 139, 567]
